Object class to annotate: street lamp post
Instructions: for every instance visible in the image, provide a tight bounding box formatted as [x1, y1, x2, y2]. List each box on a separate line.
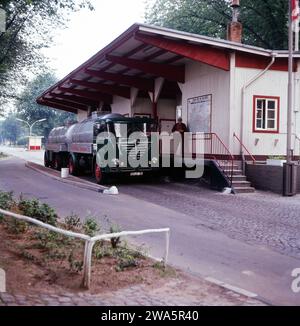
[16, 118, 47, 136]
[16, 118, 46, 151]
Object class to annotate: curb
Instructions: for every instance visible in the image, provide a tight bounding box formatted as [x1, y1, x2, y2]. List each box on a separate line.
[204, 277, 273, 306]
[25, 162, 108, 193]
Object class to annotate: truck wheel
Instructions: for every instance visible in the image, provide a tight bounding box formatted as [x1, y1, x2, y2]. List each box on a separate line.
[94, 162, 109, 184]
[44, 152, 51, 168]
[69, 156, 79, 176]
[53, 154, 62, 171]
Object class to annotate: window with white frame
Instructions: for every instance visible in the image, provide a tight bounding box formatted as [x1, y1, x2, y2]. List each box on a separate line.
[253, 96, 279, 133]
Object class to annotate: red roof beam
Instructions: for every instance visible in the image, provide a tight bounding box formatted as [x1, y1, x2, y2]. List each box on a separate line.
[134, 32, 230, 71]
[43, 97, 88, 111]
[58, 87, 112, 104]
[106, 54, 185, 83]
[37, 100, 78, 114]
[85, 70, 154, 92]
[50, 93, 99, 107]
[69, 79, 131, 99]
[100, 43, 148, 73]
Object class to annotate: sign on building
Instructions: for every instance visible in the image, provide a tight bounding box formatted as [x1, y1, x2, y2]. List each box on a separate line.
[188, 94, 212, 133]
[0, 8, 6, 33]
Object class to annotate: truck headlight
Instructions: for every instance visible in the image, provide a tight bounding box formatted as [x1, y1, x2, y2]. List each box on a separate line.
[111, 158, 119, 166]
[151, 157, 158, 165]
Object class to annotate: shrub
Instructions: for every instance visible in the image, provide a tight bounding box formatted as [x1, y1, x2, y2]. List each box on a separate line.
[114, 244, 144, 272]
[64, 213, 82, 231]
[18, 198, 58, 226]
[110, 224, 122, 249]
[6, 218, 28, 234]
[83, 217, 100, 237]
[116, 256, 138, 272]
[0, 191, 14, 210]
[68, 250, 84, 273]
[93, 242, 113, 260]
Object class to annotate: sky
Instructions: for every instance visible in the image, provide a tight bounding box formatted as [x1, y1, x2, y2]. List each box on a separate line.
[43, 0, 147, 79]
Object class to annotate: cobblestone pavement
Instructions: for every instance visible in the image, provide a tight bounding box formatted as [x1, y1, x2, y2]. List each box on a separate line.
[119, 180, 300, 260]
[0, 278, 265, 306]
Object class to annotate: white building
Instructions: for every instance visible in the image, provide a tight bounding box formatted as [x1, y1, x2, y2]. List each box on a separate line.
[37, 21, 300, 193]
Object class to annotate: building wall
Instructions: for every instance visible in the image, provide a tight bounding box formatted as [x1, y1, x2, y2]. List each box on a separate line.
[180, 61, 231, 146]
[111, 96, 131, 116]
[157, 99, 177, 120]
[77, 110, 88, 122]
[132, 98, 152, 116]
[231, 66, 300, 157]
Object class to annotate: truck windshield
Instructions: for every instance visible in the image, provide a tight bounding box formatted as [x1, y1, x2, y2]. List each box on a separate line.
[113, 123, 150, 138]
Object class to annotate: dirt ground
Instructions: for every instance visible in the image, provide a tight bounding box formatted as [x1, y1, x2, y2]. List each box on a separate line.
[0, 222, 176, 296]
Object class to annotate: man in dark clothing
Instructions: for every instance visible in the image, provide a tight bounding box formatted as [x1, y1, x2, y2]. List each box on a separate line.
[172, 118, 188, 157]
[172, 118, 188, 135]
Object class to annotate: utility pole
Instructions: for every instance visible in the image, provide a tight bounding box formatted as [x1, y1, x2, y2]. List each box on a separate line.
[287, 0, 294, 165]
[283, 0, 298, 196]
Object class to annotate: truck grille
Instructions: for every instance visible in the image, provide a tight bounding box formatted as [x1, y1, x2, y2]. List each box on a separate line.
[119, 140, 149, 160]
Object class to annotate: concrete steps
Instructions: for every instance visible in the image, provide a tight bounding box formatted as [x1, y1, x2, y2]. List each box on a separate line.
[223, 167, 255, 194]
[233, 186, 255, 194]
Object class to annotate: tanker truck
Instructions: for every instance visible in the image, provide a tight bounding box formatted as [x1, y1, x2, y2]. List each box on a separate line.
[44, 113, 160, 184]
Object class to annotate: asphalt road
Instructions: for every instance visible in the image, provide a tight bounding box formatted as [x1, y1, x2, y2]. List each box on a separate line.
[0, 148, 300, 305]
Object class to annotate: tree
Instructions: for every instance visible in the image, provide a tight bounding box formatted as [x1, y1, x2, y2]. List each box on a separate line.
[16, 72, 76, 139]
[0, 0, 94, 114]
[0, 113, 22, 144]
[145, 0, 289, 50]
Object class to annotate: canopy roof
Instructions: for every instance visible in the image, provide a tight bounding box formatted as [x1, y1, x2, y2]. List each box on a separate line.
[37, 23, 298, 114]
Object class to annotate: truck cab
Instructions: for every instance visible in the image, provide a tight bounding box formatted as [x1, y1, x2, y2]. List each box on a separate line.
[45, 113, 160, 184]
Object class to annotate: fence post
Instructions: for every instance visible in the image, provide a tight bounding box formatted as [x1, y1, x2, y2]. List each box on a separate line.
[164, 230, 170, 267]
[82, 240, 95, 289]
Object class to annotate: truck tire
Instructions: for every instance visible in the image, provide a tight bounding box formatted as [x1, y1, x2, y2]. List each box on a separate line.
[94, 162, 109, 185]
[53, 154, 62, 171]
[69, 155, 79, 176]
[44, 151, 51, 168]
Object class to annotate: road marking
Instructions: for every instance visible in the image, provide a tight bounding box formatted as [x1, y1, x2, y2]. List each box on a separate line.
[205, 277, 258, 298]
[242, 270, 255, 276]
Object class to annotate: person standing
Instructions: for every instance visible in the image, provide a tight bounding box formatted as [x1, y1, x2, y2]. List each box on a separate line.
[172, 118, 188, 157]
[172, 117, 188, 135]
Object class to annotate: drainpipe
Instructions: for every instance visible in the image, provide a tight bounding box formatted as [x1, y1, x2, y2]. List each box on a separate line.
[240, 52, 277, 162]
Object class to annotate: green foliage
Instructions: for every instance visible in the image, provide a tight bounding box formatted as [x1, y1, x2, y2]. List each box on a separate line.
[93, 243, 113, 260]
[18, 197, 58, 226]
[64, 213, 82, 231]
[110, 224, 122, 249]
[0, 190, 14, 210]
[114, 244, 146, 272]
[115, 254, 138, 272]
[32, 229, 61, 250]
[0, 0, 94, 114]
[68, 250, 84, 273]
[16, 137, 28, 146]
[0, 113, 22, 144]
[145, 0, 289, 50]
[15, 73, 76, 140]
[6, 218, 28, 234]
[83, 217, 100, 237]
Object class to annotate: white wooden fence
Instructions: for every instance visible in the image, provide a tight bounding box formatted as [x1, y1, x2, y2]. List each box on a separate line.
[0, 208, 170, 289]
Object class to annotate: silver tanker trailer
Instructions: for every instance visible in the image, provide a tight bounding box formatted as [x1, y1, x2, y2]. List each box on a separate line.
[45, 113, 160, 184]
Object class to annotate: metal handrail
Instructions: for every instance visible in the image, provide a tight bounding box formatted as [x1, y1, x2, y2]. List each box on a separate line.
[233, 132, 256, 164]
[295, 135, 300, 162]
[192, 133, 234, 186]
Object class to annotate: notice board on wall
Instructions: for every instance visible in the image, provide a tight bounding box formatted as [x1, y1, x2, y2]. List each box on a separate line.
[187, 94, 212, 133]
